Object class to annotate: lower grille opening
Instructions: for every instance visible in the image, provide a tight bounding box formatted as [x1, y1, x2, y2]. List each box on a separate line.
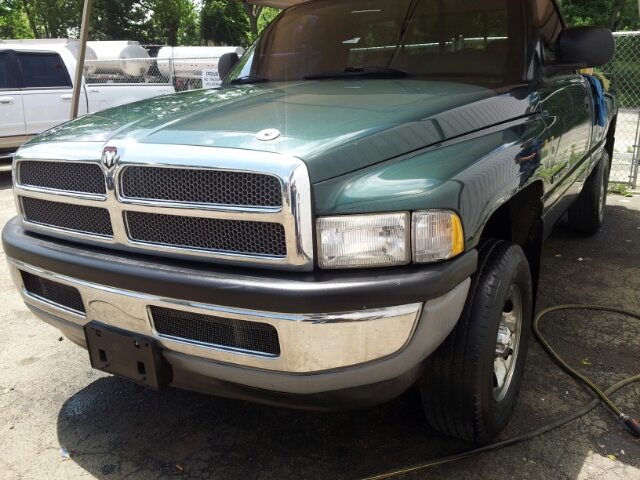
[21, 196, 114, 238]
[150, 306, 281, 356]
[20, 270, 86, 314]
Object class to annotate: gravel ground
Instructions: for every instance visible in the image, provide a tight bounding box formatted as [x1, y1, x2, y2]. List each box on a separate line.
[0, 170, 639, 479]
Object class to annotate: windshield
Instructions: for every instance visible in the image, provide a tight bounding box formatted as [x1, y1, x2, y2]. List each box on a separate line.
[226, 0, 524, 86]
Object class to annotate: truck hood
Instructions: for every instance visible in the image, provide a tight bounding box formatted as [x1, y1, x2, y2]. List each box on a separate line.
[29, 80, 533, 182]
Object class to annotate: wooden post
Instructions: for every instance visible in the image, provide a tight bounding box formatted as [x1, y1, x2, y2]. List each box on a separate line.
[70, 0, 93, 119]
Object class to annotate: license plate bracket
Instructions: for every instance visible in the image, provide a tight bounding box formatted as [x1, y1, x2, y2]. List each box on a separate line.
[84, 321, 173, 390]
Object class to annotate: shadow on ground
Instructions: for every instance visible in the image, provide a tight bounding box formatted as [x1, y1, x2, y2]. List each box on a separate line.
[0, 171, 12, 190]
[56, 204, 640, 479]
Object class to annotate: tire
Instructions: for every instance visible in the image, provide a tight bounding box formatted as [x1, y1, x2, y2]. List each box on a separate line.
[568, 151, 611, 234]
[420, 239, 533, 444]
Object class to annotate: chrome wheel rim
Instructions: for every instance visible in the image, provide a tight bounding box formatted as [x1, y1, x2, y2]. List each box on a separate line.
[493, 284, 523, 402]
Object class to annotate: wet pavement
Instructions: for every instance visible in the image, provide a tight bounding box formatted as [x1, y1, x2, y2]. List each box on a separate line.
[0, 170, 639, 479]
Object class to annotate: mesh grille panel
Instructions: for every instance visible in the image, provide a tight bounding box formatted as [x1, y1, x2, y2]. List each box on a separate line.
[150, 306, 280, 356]
[20, 270, 86, 314]
[21, 197, 114, 237]
[121, 167, 282, 207]
[19, 161, 106, 195]
[125, 211, 287, 257]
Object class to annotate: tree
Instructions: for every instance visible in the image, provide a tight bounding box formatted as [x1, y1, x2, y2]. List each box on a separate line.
[89, 0, 152, 42]
[0, 0, 34, 39]
[17, 0, 81, 38]
[200, 0, 248, 46]
[149, 0, 200, 46]
[558, 0, 640, 31]
[243, 3, 263, 37]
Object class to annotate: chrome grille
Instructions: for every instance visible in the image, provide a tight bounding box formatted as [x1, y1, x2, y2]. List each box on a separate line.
[125, 211, 287, 257]
[150, 306, 280, 356]
[13, 144, 314, 271]
[20, 270, 86, 314]
[121, 167, 282, 207]
[19, 161, 106, 195]
[21, 197, 113, 237]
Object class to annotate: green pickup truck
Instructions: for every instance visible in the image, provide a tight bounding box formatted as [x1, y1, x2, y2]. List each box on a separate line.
[3, 0, 617, 443]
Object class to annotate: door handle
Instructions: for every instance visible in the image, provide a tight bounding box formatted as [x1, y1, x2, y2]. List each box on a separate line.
[60, 94, 73, 102]
[0, 97, 14, 105]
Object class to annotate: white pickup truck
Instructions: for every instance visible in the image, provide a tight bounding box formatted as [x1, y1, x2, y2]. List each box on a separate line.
[0, 44, 173, 171]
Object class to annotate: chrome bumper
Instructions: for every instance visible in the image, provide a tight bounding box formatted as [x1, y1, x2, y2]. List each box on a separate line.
[8, 257, 470, 393]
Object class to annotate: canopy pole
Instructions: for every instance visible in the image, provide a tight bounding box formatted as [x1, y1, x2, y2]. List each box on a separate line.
[71, 0, 93, 119]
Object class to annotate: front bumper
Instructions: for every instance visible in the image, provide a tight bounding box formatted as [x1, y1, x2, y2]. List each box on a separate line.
[4, 217, 475, 408]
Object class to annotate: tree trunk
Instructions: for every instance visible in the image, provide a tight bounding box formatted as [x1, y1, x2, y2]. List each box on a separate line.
[243, 4, 263, 36]
[21, 0, 40, 38]
[608, 0, 627, 31]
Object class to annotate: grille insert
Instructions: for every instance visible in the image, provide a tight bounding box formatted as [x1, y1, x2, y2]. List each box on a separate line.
[125, 211, 287, 257]
[20, 270, 86, 314]
[150, 306, 280, 356]
[21, 197, 114, 237]
[19, 161, 106, 195]
[121, 167, 282, 207]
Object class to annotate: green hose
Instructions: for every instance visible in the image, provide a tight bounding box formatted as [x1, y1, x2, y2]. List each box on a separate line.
[363, 305, 640, 480]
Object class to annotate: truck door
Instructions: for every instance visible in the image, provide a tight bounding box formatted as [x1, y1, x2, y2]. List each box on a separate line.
[16, 51, 88, 136]
[539, 76, 592, 231]
[0, 51, 27, 152]
[535, 0, 593, 232]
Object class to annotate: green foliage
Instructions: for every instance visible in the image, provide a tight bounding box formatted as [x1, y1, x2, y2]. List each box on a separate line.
[608, 183, 633, 196]
[148, 0, 200, 45]
[0, 0, 278, 47]
[246, 6, 280, 43]
[200, 0, 249, 47]
[558, 0, 640, 31]
[0, 0, 34, 39]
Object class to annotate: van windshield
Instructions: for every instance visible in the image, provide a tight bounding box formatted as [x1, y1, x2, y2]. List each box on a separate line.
[226, 0, 524, 86]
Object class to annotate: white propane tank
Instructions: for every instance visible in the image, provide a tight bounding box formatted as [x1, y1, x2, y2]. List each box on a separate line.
[86, 41, 151, 77]
[156, 46, 245, 79]
[65, 42, 99, 76]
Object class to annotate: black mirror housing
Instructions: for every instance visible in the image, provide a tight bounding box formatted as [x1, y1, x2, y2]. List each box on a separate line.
[556, 26, 616, 68]
[218, 52, 240, 82]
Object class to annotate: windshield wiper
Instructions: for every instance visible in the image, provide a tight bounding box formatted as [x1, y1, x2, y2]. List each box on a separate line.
[227, 75, 273, 85]
[304, 66, 417, 80]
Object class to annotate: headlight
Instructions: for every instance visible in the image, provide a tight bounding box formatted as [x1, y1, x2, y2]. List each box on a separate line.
[317, 210, 464, 269]
[317, 213, 410, 269]
[412, 210, 464, 263]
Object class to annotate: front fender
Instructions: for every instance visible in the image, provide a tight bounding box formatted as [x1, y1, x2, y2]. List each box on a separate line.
[313, 118, 550, 251]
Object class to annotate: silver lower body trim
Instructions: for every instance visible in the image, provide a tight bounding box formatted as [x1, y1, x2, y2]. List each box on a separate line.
[9, 258, 427, 374]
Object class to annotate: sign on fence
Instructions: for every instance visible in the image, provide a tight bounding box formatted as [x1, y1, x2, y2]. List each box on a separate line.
[202, 69, 221, 88]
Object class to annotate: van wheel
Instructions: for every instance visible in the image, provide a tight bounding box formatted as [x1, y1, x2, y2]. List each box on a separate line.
[568, 151, 611, 234]
[420, 239, 532, 444]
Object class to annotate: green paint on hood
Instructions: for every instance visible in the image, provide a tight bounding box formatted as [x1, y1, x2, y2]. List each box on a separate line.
[28, 80, 525, 182]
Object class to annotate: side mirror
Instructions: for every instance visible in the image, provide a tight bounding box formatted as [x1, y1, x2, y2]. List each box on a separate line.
[557, 26, 616, 67]
[543, 26, 615, 78]
[218, 52, 239, 82]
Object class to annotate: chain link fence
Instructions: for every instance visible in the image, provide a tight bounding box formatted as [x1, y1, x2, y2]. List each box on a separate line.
[84, 56, 223, 92]
[602, 32, 640, 187]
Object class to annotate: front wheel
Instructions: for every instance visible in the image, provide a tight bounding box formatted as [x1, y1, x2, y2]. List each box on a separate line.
[420, 239, 533, 444]
[568, 151, 611, 234]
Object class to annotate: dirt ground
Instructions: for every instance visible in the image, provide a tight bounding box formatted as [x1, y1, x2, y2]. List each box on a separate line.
[0, 169, 639, 479]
